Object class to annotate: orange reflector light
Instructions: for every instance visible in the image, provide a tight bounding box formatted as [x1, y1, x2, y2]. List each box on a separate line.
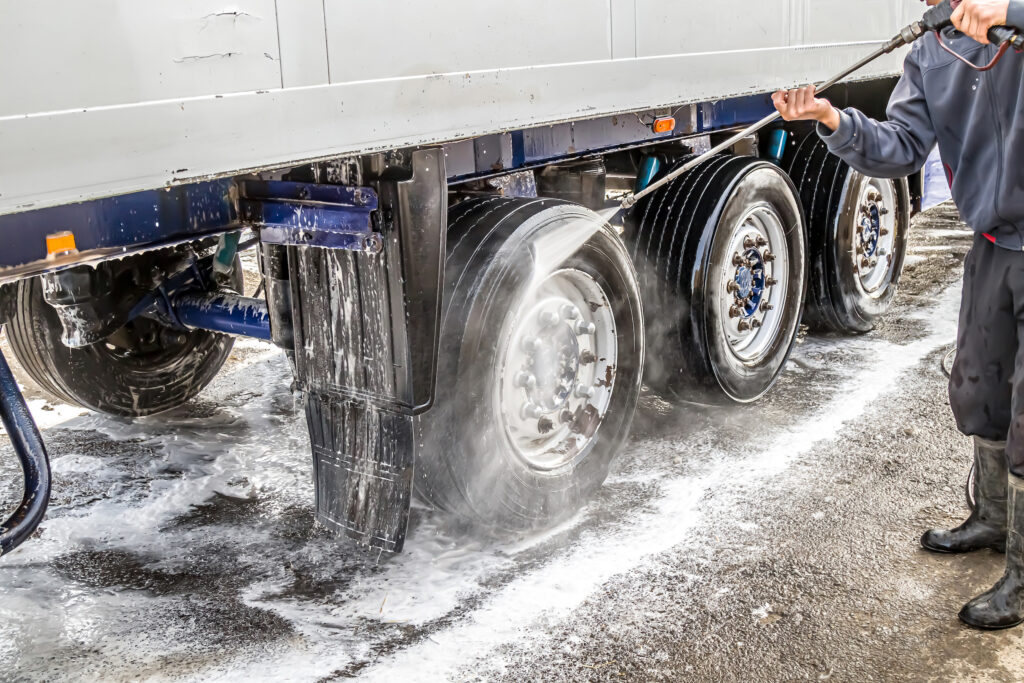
[46, 230, 77, 257]
[652, 116, 676, 134]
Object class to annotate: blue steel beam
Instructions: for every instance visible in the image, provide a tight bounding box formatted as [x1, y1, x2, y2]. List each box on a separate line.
[171, 291, 272, 341]
[240, 181, 380, 252]
[0, 180, 236, 277]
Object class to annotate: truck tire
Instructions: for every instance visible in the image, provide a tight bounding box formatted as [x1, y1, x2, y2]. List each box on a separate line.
[415, 197, 644, 531]
[5, 270, 239, 417]
[785, 134, 910, 333]
[628, 155, 806, 403]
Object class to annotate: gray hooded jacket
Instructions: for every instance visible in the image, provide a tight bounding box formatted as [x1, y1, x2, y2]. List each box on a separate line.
[818, 1, 1024, 250]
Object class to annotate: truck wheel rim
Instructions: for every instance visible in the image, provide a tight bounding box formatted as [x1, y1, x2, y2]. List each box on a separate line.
[718, 203, 789, 364]
[854, 178, 898, 296]
[495, 267, 617, 472]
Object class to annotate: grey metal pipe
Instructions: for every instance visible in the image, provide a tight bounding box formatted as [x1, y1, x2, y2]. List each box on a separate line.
[621, 28, 922, 209]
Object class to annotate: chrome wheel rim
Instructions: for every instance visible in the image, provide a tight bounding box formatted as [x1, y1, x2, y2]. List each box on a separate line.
[718, 203, 789, 364]
[495, 268, 617, 471]
[854, 178, 898, 296]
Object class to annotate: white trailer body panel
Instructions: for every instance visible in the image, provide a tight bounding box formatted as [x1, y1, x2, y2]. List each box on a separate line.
[0, 0, 921, 216]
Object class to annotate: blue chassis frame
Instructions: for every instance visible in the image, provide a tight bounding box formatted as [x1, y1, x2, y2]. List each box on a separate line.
[0, 93, 775, 280]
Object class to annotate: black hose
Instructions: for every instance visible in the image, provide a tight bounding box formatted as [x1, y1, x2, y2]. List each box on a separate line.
[942, 346, 957, 378]
[0, 347, 51, 556]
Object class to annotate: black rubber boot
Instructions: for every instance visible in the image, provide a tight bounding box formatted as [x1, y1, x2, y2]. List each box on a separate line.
[959, 474, 1024, 630]
[921, 437, 1008, 554]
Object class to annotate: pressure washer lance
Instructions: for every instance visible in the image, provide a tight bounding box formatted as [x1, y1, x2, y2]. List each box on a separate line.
[619, 0, 1023, 211]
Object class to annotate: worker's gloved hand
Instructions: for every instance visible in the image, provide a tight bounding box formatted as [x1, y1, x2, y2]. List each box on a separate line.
[771, 86, 842, 131]
[952, 0, 1010, 43]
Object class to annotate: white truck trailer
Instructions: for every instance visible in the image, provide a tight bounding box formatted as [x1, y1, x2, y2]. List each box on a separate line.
[0, 0, 923, 555]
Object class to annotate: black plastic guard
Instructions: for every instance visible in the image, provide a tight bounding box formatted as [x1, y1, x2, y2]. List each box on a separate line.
[305, 396, 413, 552]
[287, 149, 446, 552]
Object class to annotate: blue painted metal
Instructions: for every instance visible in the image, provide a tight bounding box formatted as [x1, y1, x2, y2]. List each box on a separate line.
[699, 94, 776, 133]
[449, 95, 777, 182]
[0, 180, 236, 275]
[240, 181, 380, 251]
[0, 348, 51, 556]
[449, 106, 701, 180]
[635, 156, 662, 193]
[171, 291, 272, 341]
[767, 129, 789, 164]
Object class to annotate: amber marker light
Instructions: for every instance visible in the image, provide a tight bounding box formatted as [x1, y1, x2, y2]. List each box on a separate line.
[652, 117, 676, 134]
[46, 230, 78, 258]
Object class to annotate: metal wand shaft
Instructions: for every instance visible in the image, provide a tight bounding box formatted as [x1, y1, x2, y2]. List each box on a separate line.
[622, 40, 900, 209]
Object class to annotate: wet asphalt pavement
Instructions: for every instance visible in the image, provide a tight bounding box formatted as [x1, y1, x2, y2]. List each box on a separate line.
[3, 196, 1021, 682]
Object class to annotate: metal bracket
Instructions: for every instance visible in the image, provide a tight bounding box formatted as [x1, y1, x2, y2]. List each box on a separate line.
[240, 181, 383, 253]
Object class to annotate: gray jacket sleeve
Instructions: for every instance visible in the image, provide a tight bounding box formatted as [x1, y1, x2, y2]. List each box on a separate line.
[815, 44, 936, 179]
[1009, 0, 1024, 32]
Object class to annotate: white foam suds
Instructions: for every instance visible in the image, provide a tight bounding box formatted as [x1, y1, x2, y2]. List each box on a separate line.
[229, 285, 962, 681]
[1, 278, 961, 681]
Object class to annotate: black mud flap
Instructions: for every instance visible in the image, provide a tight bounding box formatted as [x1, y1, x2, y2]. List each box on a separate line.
[287, 150, 446, 553]
[305, 398, 414, 552]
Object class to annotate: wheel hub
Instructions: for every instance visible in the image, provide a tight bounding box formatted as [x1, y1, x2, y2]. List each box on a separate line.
[497, 269, 617, 471]
[854, 180, 898, 295]
[859, 203, 882, 258]
[733, 248, 766, 317]
[521, 321, 580, 412]
[720, 205, 788, 363]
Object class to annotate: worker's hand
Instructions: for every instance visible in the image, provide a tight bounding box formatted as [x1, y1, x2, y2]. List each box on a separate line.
[952, 0, 1009, 44]
[771, 86, 842, 131]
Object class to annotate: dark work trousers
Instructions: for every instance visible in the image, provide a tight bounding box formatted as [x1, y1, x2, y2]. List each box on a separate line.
[950, 234, 1024, 476]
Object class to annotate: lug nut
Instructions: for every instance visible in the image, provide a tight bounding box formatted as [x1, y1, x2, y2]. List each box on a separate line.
[766, 277, 778, 287]
[869, 257, 879, 267]
[877, 248, 888, 257]
[539, 310, 561, 327]
[523, 402, 545, 419]
[732, 253, 745, 267]
[879, 228, 890, 236]
[729, 305, 743, 319]
[755, 236, 768, 247]
[763, 250, 776, 263]
[522, 337, 542, 353]
[743, 236, 756, 249]
[575, 320, 596, 335]
[516, 372, 537, 389]
[860, 257, 871, 268]
[561, 305, 581, 321]
[760, 302, 774, 312]
[751, 319, 763, 329]
[727, 281, 740, 293]
[738, 320, 752, 332]
[574, 383, 596, 399]
[878, 207, 890, 216]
